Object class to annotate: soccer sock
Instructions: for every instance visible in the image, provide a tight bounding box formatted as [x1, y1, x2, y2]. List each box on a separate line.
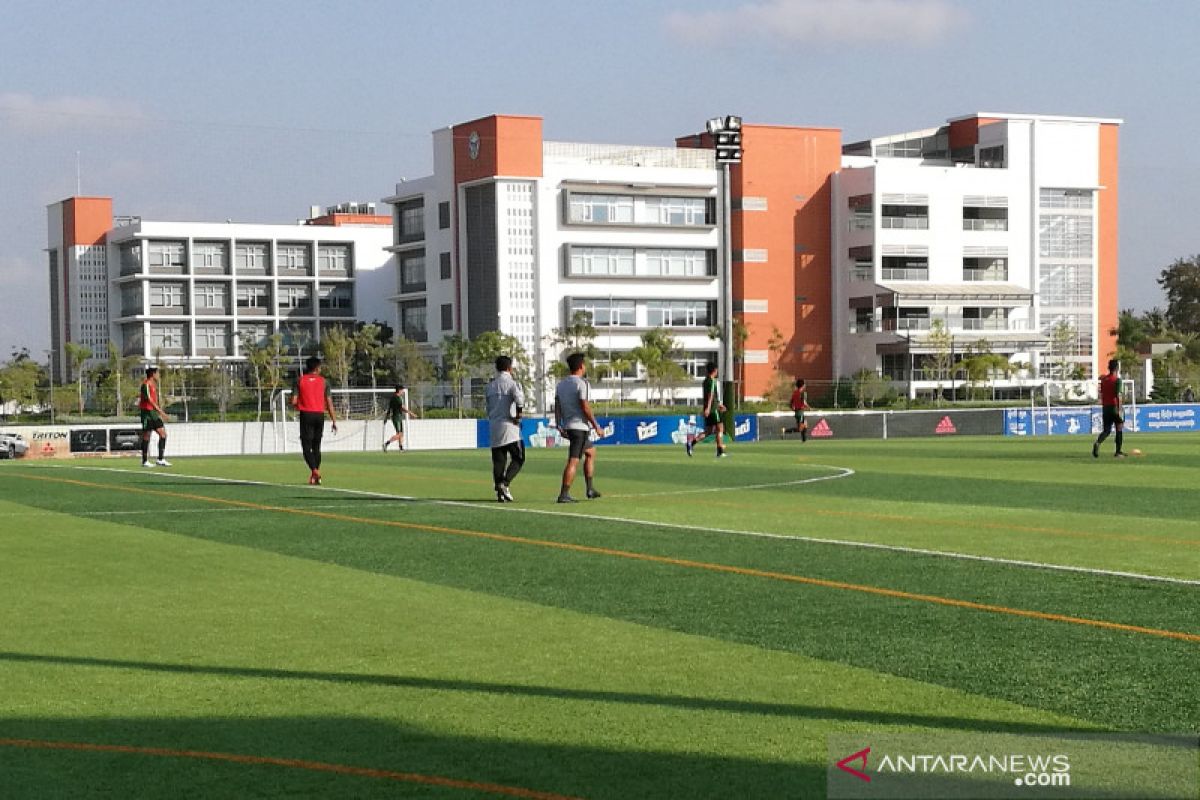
[1115, 430, 1124, 452]
[560, 484, 571, 497]
[141, 439, 149, 463]
[585, 475, 595, 492]
[158, 438, 166, 460]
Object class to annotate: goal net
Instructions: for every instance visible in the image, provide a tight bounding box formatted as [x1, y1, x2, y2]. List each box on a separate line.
[273, 388, 406, 453]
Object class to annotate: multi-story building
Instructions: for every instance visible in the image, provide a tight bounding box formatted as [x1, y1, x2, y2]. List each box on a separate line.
[384, 115, 722, 405]
[46, 198, 395, 381]
[833, 112, 1120, 393]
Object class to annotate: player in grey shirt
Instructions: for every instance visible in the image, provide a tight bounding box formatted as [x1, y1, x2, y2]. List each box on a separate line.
[485, 355, 525, 502]
[554, 352, 604, 503]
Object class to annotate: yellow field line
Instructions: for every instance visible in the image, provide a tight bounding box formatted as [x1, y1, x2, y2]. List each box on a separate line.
[11, 473, 1200, 645]
[0, 738, 581, 799]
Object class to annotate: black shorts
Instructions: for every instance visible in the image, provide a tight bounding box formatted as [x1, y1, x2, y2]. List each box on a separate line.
[563, 429, 594, 459]
[704, 411, 722, 428]
[140, 410, 164, 432]
[1102, 405, 1123, 428]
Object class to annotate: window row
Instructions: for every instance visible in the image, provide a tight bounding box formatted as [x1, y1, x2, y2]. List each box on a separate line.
[567, 299, 716, 329]
[566, 247, 716, 278]
[566, 193, 714, 227]
[132, 240, 353, 275]
[138, 283, 353, 314]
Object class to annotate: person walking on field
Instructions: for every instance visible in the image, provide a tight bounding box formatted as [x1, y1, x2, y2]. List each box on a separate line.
[686, 362, 727, 458]
[382, 385, 419, 452]
[554, 352, 603, 503]
[783, 378, 810, 442]
[138, 366, 171, 467]
[1092, 358, 1126, 459]
[485, 355, 525, 503]
[292, 356, 338, 485]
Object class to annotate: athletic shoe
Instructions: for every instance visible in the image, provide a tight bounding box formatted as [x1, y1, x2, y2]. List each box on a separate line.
[496, 489, 506, 503]
[586, 488, 601, 499]
[500, 484, 515, 502]
[141, 461, 154, 468]
[1114, 452, 1127, 458]
[1091, 442, 1099, 459]
[685, 440, 694, 457]
[717, 451, 729, 459]
[556, 495, 578, 504]
[383, 441, 389, 452]
[156, 459, 171, 467]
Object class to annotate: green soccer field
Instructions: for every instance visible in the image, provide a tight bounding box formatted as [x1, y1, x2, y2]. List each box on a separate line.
[1, 434, 1197, 798]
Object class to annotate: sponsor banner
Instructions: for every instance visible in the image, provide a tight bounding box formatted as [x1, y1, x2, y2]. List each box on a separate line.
[109, 427, 144, 454]
[1004, 405, 1200, 436]
[828, 732, 1198, 799]
[887, 409, 1005, 438]
[759, 413, 885, 440]
[481, 415, 760, 448]
[70, 428, 110, 454]
[9, 426, 72, 459]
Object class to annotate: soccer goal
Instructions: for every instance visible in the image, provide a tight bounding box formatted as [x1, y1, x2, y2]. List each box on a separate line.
[272, 388, 404, 453]
[1032, 379, 1136, 435]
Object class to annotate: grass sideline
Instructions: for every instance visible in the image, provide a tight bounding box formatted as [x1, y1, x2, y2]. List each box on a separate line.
[1, 434, 1197, 798]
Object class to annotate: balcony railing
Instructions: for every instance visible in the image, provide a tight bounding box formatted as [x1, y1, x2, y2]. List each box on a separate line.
[962, 219, 1009, 231]
[882, 318, 931, 332]
[850, 267, 874, 282]
[962, 268, 1009, 281]
[881, 268, 929, 281]
[881, 217, 929, 230]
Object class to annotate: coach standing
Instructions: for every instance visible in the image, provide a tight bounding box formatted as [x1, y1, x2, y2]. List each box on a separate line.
[554, 352, 604, 503]
[292, 356, 338, 485]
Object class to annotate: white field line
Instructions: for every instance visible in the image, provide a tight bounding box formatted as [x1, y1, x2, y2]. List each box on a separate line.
[1, 503, 370, 519]
[37, 463, 1200, 588]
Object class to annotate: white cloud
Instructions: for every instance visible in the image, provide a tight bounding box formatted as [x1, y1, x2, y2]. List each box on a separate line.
[664, 0, 969, 47]
[0, 93, 149, 134]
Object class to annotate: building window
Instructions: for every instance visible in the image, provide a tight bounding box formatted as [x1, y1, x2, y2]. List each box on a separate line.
[645, 300, 714, 328]
[237, 324, 270, 347]
[679, 351, 720, 379]
[440, 303, 453, 331]
[978, 145, 1005, 168]
[438, 201, 450, 229]
[569, 194, 634, 224]
[881, 257, 929, 281]
[568, 247, 635, 277]
[318, 286, 353, 312]
[400, 252, 426, 293]
[149, 283, 185, 308]
[194, 242, 228, 270]
[962, 207, 1008, 231]
[236, 284, 269, 308]
[277, 243, 311, 271]
[277, 284, 312, 310]
[963, 257, 1008, 281]
[1039, 216, 1094, 258]
[569, 298, 636, 327]
[196, 324, 228, 350]
[149, 324, 186, 351]
[148, 241, 186, 269]
[399, 300, 427, 342]
[194, 284, 227, 310]
[235, 243, 268, 271]
[317, 244, 351, 274]
[439, 251, 452, 280]
[643, 249, 711, 277]
[396, 199, 424, 243]
[881, 204, 929, 229]
[643, 196, 709, 226]
[1039, 188, 1094, 210]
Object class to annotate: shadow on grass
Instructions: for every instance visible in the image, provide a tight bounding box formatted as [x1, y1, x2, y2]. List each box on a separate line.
[0, 651, 1086, 736]
[0, 714, 821, 799]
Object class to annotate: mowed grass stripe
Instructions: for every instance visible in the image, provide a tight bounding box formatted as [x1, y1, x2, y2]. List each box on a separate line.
[0, 739, 580, 800]
[12, 471, 1199, 646]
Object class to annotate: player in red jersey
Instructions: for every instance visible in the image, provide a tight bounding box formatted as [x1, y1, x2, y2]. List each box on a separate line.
[138, 367, 171, 467]
[291, 356, 338, 484]
[783, 378, 810, 442]
[1092, 359, 1126, 458]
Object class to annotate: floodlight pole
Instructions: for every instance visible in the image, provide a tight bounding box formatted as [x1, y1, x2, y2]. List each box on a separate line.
[720, 158, 734, 387]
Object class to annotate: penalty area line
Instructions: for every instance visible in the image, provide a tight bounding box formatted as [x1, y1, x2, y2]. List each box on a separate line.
[39, 463, 1200, 588]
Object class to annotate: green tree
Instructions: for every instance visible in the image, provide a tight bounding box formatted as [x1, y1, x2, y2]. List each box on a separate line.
[353, 323, 387, 412]
[1048, 320, 1077, 380]
[470, 331, 533, 398]
[204, 358, 239, 421]
[0, 350, 45, 420]
[923, 319, 953, 404]
[64, 342, 92, 414]
[851, 368, 888, 408]
[99, 341, 140, 417]
[631, 328, 682, 406]
[320, 325, 356, 415]
[550, 310, 598, 356]
[960, 340, 1009, 400]
[1158, 256, 1200, 334]
[440, 334, 472, 417]
[763, 325, 794, 408]
[388, 336, 436, 412]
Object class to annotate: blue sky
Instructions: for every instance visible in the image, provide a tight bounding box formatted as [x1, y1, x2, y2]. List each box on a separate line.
[2, 0, 1196, 357]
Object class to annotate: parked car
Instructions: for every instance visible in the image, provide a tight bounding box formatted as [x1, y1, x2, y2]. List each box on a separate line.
[0, 432, 29, 459]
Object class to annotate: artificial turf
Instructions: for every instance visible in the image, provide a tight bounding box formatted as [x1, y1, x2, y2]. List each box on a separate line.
[0, 434, 1197, 798]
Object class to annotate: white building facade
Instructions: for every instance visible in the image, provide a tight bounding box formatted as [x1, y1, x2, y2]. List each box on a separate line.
[46, 198, 395, 380]
[384, 115, 723, 406]
[833, 113, 1121, 395]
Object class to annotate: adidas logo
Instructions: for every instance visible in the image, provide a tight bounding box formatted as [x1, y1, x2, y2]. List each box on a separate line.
[934, 415, 957, 434]
[810, 418, 833, 438]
